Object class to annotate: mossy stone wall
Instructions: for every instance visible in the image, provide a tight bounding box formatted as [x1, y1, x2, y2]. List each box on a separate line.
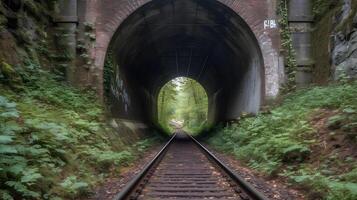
[0, 0, 56, 71]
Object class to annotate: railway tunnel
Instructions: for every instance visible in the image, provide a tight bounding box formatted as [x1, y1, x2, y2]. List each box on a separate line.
[105, 0, 265, 127]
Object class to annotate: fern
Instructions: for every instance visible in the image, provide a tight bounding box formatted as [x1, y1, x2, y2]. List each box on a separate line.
[207, 81, 357, 199]
[21, 168, 43, 184]
[0, 145, 18, 154]
[0, 63, 161, 199]
[0, 190, 14, 200]
[60, 176, 89, 196]
[0, 135, 13, 144]
[5, 181, 41, 198]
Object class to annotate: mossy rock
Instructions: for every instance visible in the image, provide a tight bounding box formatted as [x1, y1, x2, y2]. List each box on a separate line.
[0, 61, 23, 90]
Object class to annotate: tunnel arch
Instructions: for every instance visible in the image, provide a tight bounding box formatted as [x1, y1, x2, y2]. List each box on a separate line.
[104, 0, 265, 126]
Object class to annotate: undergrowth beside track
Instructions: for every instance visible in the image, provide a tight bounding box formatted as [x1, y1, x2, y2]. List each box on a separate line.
[0, 62, 161, 200]
[206, 81, 357, 200]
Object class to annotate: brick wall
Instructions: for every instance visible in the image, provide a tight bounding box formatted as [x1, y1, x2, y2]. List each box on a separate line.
[78, 0, 282, 100]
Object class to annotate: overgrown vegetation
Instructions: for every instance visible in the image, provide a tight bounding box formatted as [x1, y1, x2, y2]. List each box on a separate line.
[158, 77, 208, 134]
[206, 81, 357, 199]
[312, 0, 339, 21]
[0, 62, 160, 199]
[103, 51, 114, 96]
[277, 0, 297, 91]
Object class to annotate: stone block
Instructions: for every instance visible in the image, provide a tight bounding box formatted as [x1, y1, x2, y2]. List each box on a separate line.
[332, 42, 349, 65]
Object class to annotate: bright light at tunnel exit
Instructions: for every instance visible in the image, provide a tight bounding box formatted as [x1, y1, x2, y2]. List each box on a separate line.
[157, 77, 208, 135]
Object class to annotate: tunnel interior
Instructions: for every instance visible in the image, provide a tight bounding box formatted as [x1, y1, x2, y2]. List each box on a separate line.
[106, 0, 264, 126]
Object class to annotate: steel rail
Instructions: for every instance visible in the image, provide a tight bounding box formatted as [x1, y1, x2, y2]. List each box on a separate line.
[113, 133, 177, 200]
[114, 132, 269, 200]
[189, 134, 269, 200]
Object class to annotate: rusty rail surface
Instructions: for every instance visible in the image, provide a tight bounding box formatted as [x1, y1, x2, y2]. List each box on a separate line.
[114, 132, 269, 200]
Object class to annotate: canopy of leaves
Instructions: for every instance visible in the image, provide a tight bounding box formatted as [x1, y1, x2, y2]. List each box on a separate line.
[157, 77, 208, 134]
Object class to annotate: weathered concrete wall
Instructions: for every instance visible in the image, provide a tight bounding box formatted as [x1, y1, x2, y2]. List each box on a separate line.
[55, 0, 78, 83]
[76, 0, 282, 101]
[289, 0, 314, 86]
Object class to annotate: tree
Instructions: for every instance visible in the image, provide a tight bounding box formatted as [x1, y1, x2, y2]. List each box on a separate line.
[157, 77, 208, 134]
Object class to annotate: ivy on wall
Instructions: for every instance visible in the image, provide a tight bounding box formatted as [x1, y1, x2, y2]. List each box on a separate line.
[277, 0, 298, 91]
[103, 51, 114, 96]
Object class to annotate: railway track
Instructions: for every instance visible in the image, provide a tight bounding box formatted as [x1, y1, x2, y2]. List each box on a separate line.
[115, 132, 268, 200]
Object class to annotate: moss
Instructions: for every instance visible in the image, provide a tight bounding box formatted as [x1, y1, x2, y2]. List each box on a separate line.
[0, 0, 7, 28]
[312, 7, 337, 84]
[0, 61, 23, 90]
[23, 0, 45, 19]
[103, 51, 114, 96]
[16, 29, 33, 44]
[84, 22, 95, 32]
[313, 0, 341, 21]
[0, 1, 5, 13]
[25, 46, 40, 65]
[0, 14, 7, 29]
[335, 1, 357, 32]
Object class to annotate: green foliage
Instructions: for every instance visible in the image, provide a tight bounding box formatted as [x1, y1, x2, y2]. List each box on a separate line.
[0, 62, 24, 90]
[277, 0, 298, 91]
[339, 168, 357, 182]
[312, 0, 337, 21]
[0, 14, 7, 29]
[104, 51, 114, 95]
[0, 63, 159, 199]
[133, 138, 158, 153]
[284, 168, 357, 200]
[157, 77, 208, 134]
[207, 81, 357, 199]
[59, 176, 89, 197]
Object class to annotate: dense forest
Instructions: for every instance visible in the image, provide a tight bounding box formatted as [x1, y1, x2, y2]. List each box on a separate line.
[158, 77, 208, 134]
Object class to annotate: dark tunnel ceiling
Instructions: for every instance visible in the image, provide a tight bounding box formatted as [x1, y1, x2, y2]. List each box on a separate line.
[108, 0, 264, 123]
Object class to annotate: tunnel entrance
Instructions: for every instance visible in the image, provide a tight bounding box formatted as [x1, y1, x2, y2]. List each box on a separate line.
[105, 0, 264, 128]
[157, 77, 208, 134]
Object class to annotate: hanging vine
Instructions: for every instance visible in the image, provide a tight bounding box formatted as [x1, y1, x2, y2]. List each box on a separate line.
[277, 0, 297, 91]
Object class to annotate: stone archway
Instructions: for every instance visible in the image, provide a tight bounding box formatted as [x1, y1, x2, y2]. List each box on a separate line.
[77, 0, 282, 102]
[99, 0, 273, 125]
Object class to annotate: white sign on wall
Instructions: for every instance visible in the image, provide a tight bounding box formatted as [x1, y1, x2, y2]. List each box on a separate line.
[264, 20, 277, 29]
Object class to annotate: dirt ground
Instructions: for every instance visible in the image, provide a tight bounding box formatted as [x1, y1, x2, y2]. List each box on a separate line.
[205, 146, 306, 200]
[83, 144, 164, 200]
